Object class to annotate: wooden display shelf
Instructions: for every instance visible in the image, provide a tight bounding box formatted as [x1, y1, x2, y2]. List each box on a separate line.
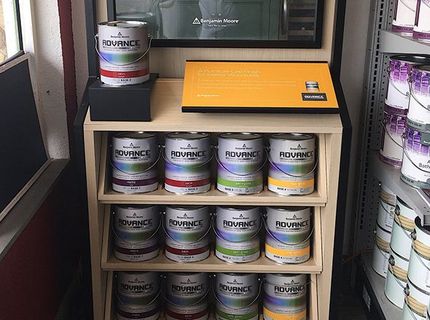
[84, 80, 343, 134]
[98, 133, 328, 206]
[101, 206, 323, 274]
[104, 272, 319, 320]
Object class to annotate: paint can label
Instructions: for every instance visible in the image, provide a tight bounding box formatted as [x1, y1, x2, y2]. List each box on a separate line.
[265, 234, 310, 264]
[217, 134, 264, 195]
[408, 67, 430, 131]
[215, 301, 259, 320]
[386, 57, 416, 109]
[392, 0, 417, 34]
[116, 272, 160, 304]
[265, 207, 311, 244]
[165, 206, 210, 243]
[268, 134, 315, 196]
[215, 273, 259, 308]
[114, 236, 160, 262]
[166, 301, 209, 320]
[111, 133, 159, 193]
[116, 302, 160, 320]
[166, 273, 209, 305]
[216, 207, 261, 242]
[98, 21, 150, 86]
[164, 133, 211, 194]
[165, 235, 210, 263]
[215, 236, 260, 263]
[414, 0, 430, 41]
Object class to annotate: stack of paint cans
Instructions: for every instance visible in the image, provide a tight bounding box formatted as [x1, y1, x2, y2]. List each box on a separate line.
[165, 273, 210, 320]
[372, 185, 396, 277]
[392, 0, 418, 36]
[115, 271, 161, 320]
[268, 134, 316, 196]
[403, 217, 430, 319]
[97, 21, 151, 86]
[385, 197, 417, 308]
[217, 133, 264, 195]
[215, 273, 260, 320]
[265, 207, 312, 264]
[164, 206, 211, 263]
[113, 205, 160, 262]
[414, 0, 430, 42]
[164, 133, 212, 194]
[111, 132, 159, 193]
[214, 207, 261, 263]
[263, 274, 307, 320]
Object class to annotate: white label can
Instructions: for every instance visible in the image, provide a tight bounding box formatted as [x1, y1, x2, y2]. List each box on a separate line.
[268, 133, 315, 196]
[164, 132, 211, 194]
[165, 206, 210, 243]
[97, 21, 150, 86]
[113, 205, 160, 262]
[217, 133, 264, 195]
[165, 272, 209, 306]
[111, 132, 159, 194]
[215, 207, 261, 242]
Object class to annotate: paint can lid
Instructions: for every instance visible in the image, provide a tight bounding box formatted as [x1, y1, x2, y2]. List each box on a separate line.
[99, 20, 148, 29]
[414, 65, 430, 73]
[219, 133, 262, 140]
[390, 55, 430, 65]
[270, 133, 314, 141]
[114, 131, 156, 140]
[167, 132, 210, 140]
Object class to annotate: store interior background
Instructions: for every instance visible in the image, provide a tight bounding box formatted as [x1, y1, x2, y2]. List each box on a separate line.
[0, 0, 372, 318]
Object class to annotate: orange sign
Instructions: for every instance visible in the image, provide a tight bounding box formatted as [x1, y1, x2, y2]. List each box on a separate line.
[182, 61, 338, 112]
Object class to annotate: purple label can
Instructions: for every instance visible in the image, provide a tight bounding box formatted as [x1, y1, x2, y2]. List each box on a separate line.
[413, 0, 430, 42]
[408, 65, 430, 132]
[379, 110, 406, 168]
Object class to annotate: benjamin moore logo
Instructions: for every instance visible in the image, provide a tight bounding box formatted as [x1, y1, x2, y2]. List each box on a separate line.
[302, 93, 327, 101]
[193, 17, 201, 25]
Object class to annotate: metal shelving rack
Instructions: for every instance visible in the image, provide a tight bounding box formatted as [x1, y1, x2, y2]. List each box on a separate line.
[355, 1, 430, 319]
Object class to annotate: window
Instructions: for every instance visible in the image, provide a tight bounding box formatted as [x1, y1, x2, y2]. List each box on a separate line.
[0, 0, 22, 63]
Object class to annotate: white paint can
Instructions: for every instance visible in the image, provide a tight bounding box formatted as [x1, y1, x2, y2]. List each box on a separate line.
[376, 223, 392, 250]
[113, 205, 160, 262]
[165, 272, 209, 306]
[377, 200, 395, 232]
[263, 274, 307, 320]
[414, 0, 430, 42]
[166, 301, 209, 320]
[165, 206, 210, 243]
[409, 217, 430, 292]
[388, 247, 410, 282]
[385, 265, 407, 308]
[268, 133, 315, 196]
[385, 55, 429, 113]
[217, 133, 264, 195]
[379, 110, 406, 168]
[215, 273, 260, 309]
[116, 271, 160, 320]
[401, 126, 430, 189]
[215, 235, 260, 263]
[397, 197, 419, 222]
[215, 207, 261, 242]
[97, 21, 150, 86]
[111, 132, 159, 194]
[404, 280, 430, 320]
[408, 65, 430, 132]
[372, 244, 390, 278]
[392, 0, 418, 35]
[164, 132, 211, 194]
[391, 217, 413, 260]
[165, 235, 210, 263]
[380, 184, 397, 207]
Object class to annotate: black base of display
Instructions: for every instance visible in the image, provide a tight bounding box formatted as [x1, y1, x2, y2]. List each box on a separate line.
[89, 73, 158, 121]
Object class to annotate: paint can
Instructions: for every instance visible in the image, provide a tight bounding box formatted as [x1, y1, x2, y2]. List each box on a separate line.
[408, 65, 430, 132]
[392, 0, 418, 35]
[372, 243, 390, 278]
[113, 205, 160, 262]
[268, 133, 316, 196]
[97, 21, 150, 86]
[414, 0, 430, 42]
[404, 280, 430, 320]
[408, 217, 430, 292]
[380, 184, 397, 207]
[215, 273, 260, 308]
[116, 271, 161, 320]
[165, 235, 210, 263]
[263, 274, 307, 320]
[215, 207, 261, 242]
[401, 126, 430, 189]
[385, 264, 407, 308]
[165, 273, 209, 306]
[111, 132, 159, 194]
[164, 132, 211, 194]
[165, 206, 210, 243]
[385, 55, 430, 113]
[264, 207, 312, 264]
[216, 133, 264, 195]
[377, 200, 396, 232]
[390, 216, 414, 261]
[215, 235, 260, 263]
[379, 110, 406, 168]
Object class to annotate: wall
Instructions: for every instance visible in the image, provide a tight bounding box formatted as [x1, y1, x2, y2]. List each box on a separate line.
[340, 0, 372, 255]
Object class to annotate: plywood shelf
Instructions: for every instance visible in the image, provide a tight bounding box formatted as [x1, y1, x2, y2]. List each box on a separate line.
[101, 206, 323, 274]
[84, 79, 343, 134]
